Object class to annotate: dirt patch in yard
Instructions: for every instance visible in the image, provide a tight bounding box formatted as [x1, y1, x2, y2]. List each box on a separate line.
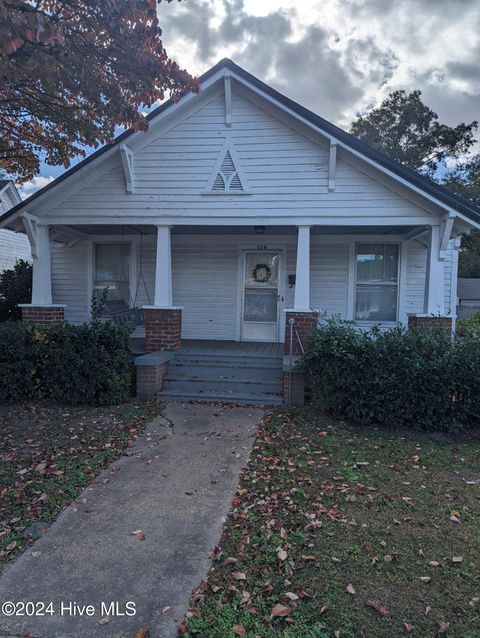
[184, 408, 480, 638]
[0, 401, 159, 567]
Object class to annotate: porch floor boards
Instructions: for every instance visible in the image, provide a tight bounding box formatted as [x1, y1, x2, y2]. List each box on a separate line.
[180, 339, 283, 359]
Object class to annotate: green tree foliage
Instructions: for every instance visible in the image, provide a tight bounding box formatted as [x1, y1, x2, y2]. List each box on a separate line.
[0, 259, 32, 321]
[350, 89, 477, 175]
[351, 90, 480, 277]
[442, 153, 480, 208]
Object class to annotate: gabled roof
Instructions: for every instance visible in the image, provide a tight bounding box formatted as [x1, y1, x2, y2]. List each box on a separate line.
[1, 58, 479, 226]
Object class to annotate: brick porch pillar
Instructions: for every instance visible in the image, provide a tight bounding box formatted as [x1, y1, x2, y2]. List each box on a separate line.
[284, 310, 318, 355]
[408, 314, 452, 334]
[143, 307, 182, 353]
[19, 304, 66, 325]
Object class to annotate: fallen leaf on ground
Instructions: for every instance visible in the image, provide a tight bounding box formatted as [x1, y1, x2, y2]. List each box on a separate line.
[232, 624, 246, 635]
[277, 549, 288, 561]
[365, 600, 388, 616]
[285, 592, 299, 601]
[270, 603, 292, 618]
[404, 623, 414, 633]
[134, 627, 149, 638]
[232, 572, 246, 581]
[346, 584, 356, 595]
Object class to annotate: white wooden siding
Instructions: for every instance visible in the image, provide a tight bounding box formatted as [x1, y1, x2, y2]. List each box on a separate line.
[171, 237, 239, 340]
[46, 90, 434, 223]
[310, 240, 349, 317]
[51, 241, 89, 324]
[0, 230, 31, 272]
[50, 233, 457, 336]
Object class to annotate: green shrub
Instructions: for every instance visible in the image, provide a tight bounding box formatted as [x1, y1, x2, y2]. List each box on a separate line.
[0, 321, 132, 405]
[0, 260, 32, 322]
[300, 319, 480, 431]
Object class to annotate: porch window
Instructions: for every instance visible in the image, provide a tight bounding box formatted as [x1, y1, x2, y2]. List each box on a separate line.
[355, 243, 399, 322]
[94, 243, 130, 307]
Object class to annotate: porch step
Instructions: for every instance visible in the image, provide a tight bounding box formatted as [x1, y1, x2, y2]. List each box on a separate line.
[159, 350, 284, 405]
[164, 376, 282, 393]
[169, 360, 282, 380]
[157, 389, 282, 406]
[175, 352, 282, 365]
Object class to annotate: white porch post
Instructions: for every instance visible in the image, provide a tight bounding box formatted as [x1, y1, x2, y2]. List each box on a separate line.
[154, 225, 172, 307]
[424, 225, 445, 315]
[32, 224, 53, 305]
[294, 225, 311, 311]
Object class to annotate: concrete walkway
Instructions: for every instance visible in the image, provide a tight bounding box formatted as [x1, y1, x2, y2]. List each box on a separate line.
[0, 403, 262, 638]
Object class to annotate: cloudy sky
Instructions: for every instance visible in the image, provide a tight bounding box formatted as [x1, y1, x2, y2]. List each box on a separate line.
[25, 0, 480, 197]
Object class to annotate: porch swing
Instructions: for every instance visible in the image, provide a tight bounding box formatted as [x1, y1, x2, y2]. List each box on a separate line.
[104, 227, 152, 327]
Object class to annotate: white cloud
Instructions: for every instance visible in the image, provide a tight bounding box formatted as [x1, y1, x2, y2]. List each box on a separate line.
[158, 0, 480, 130]
[20, 175, 55, 199]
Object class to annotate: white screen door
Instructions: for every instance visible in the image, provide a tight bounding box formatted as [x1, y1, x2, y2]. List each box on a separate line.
[241, 251, 280, 341]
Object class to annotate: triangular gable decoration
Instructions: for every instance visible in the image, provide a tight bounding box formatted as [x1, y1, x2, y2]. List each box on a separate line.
[208, 144, 246, 193]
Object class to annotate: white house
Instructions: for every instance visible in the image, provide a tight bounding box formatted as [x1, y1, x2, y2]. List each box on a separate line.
[1, 59, 479, 404]
[0, 180, 31, 272]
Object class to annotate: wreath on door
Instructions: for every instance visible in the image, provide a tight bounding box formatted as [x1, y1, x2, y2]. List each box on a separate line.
[252, 263, 272, 282]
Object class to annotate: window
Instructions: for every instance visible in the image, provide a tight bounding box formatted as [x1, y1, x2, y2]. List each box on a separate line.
[94, 243, 130, 307]
[355, 243, 399, 322]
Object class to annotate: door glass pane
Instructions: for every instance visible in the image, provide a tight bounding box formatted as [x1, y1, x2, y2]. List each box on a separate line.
[244, 253, 279, 287]
[355, 284, 397, 321]
[244, 289, 278, 322]
[94, 243, 129, 304]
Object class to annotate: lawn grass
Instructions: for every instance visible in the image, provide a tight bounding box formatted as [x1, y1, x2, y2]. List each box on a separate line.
[184, 408, 480, 638]
[0, 401, 159, 567]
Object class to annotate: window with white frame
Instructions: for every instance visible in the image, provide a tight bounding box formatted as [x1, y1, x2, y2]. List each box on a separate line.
[94, 243, 130, 307]
[355, 243, 399, 322]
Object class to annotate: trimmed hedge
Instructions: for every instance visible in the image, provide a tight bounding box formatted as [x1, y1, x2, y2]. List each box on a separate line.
[0, 322, 132, 405]
[300, 319, 480, 431]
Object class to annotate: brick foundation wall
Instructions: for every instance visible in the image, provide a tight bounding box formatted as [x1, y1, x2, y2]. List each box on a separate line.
[144, 308, 182, 353]
[284, 311, 318, 355]
[21, 306, 65, 325]
[408, 315, 452, 334]
[136, 363, 168, 400]
[283, 371, 305, 407]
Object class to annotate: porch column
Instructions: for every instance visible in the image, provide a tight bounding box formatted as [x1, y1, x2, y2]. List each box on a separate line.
[408, 224, 451, 333]
[143, 225, 182, 353]
[424, 225, 445, 315]
[294, 225, 311, 311]
[154, 225, 172, 307]
[285, 224, 316, 352]
[20, 223, 65, 324]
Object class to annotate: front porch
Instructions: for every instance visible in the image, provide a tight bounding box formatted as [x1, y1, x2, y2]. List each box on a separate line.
[19, 221, 458, 405]
[133, 337, 284, 359]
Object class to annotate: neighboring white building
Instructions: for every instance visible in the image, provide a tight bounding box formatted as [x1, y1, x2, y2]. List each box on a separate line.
[0, 180, 31, 272]
[0, 59, 479, 338]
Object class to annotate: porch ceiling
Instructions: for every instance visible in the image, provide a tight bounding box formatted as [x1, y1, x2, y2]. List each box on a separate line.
[61, 223, 420, 237]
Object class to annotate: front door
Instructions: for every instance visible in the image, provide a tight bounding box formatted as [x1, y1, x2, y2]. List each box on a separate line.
[241, 251, 280, 341]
